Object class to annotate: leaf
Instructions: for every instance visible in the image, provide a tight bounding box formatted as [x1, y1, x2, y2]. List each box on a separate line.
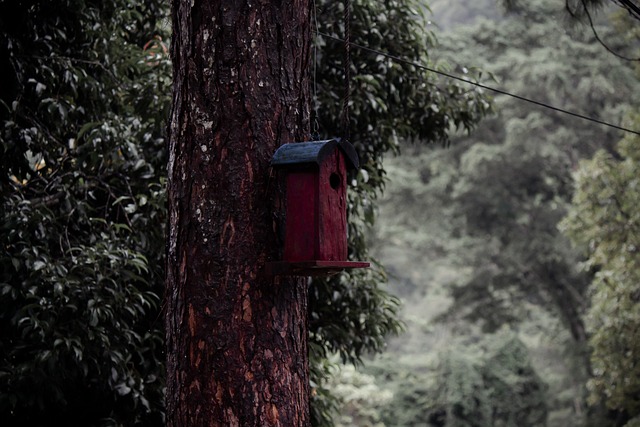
[77, 121, 101, 141]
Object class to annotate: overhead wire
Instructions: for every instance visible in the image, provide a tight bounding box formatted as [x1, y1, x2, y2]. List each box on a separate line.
[316, 31, 640, 137]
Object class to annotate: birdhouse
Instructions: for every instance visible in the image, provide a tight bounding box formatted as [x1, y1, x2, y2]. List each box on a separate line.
[266, 139, 370, 276]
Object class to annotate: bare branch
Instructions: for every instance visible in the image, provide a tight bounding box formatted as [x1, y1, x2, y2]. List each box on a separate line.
[581, 0, 640, 61]
[612, 0, 640, 21]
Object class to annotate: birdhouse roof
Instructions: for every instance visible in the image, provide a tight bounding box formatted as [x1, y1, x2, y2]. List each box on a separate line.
[271, 139, 359, 170]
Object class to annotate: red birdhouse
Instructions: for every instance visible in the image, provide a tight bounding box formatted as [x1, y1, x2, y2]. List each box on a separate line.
[266, 139, 370, 276]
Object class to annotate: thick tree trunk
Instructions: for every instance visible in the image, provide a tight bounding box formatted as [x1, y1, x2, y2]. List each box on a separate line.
[165, 1, 311, 426]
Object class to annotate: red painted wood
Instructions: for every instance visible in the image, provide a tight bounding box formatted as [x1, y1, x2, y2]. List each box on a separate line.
[317, 150, 347, 261]
[283, 171, 317, 261]
[281, 146, 352, 264]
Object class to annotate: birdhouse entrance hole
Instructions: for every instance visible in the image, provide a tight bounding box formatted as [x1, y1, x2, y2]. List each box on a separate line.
[329, 173, 341, 189]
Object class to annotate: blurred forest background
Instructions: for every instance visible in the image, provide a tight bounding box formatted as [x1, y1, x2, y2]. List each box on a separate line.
[1, 0, 639, 426]
[334, 0, 640, 426]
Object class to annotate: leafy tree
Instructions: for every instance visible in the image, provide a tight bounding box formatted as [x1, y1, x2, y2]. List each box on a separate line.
[560, 117, 640, 426]
[0, 0, 170, 425]
[429, 0, 503, 28]
[446, 114, 589, 342]
[1, 0, 491, 424]
[378, 331, 547, 427]
[369, 0, 640, 424]
[327, 362, 392, 427]
[309, 0, 491, 423]
[427, 0, 640, 346]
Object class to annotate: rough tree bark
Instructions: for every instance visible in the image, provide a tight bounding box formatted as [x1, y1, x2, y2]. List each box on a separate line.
[165, 1, 312, 426]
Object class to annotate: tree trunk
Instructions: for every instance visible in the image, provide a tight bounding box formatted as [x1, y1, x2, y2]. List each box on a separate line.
[165, 1, 311, 426]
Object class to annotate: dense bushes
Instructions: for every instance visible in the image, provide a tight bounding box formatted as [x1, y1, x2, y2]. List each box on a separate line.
[0, 0, 170, 424]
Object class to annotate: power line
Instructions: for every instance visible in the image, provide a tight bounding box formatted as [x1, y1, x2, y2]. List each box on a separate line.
[317, 31, 640, 137]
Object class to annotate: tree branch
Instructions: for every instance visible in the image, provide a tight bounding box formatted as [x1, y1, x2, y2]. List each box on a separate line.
[581, 0, 640, 61]
[612, 0, 640, 21]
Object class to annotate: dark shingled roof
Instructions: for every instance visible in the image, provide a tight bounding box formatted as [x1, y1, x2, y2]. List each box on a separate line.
[270, 138, 359, 170]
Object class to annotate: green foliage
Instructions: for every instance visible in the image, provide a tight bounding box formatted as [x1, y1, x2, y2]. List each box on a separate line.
[482, 334, 548, 426]
[625, 417, 640, 427]
[560, 118, 640, 422]
[1, 0, 488, 425]
[366, 0, 640, 425]
[327, 362, 392, 427]
[499, 0, 609, 17]
[429, 0, 503, 28]
[378, 331, 548, 427]
[310, 0, 491, 352]
[426, 0, 640, 339]
[444, 113, 590, 340]
[309, 1, 492, 424]
[0, 0, 170, 425]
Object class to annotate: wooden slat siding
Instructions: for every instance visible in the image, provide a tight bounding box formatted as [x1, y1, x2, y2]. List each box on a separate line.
[317, 149, 347, 261]
[283, 170, 317, 261]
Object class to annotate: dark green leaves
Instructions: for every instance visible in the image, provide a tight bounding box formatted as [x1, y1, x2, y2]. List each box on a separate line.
[560, 121, 640, 419]
[0, 0, 169, 425]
